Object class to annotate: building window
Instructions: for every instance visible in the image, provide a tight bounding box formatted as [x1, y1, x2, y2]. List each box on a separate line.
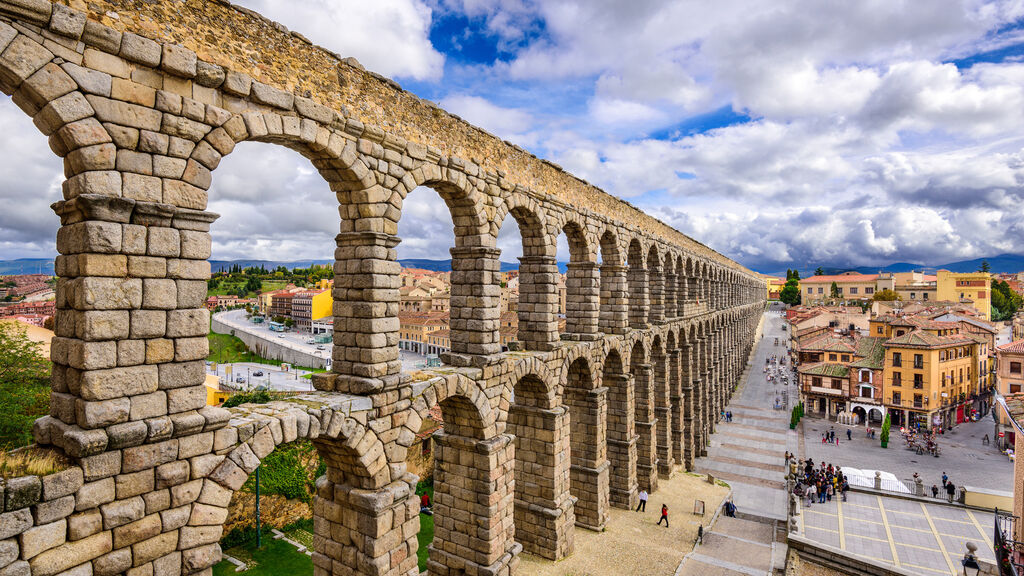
[892, 352, 902, 367]
[1012, 384, 1022, 394]
[913, 373, 923, 388]
[812, 376, 822, 387]
[807, 287, 813, 294]
[818, 287, 824, 294]
[829, 353, 838, 361]
[892, 372, 902, 386]
[877, 326, 884, 335]
[914, 394, 924, 408]
[892, 392, 901, 404]
[866, 287, 874, 294]
[850, 287, 858, 295]
[1011, 362, 1022, 375]
[841, 355, 850, 362]
[923, 293, 928, 300]
[959, 368, 964, 384]
[831, 379, 843, 390]
[913, 354, 923, 369]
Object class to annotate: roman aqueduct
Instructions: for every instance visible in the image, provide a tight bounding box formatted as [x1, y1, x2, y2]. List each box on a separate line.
[0, 1, 767, 574]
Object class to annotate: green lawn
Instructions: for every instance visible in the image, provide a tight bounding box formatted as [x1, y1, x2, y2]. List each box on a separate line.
[417, 486, 435, 572]
[213, 538, 312, 576]
[207, 333, 279, 366]
[208, 279, 292, 299]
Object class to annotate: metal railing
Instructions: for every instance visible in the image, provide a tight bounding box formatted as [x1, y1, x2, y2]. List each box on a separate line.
[996, 509, 1024, 576]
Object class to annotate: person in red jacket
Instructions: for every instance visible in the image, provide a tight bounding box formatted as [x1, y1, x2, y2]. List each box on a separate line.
[657, 504, 669, 527]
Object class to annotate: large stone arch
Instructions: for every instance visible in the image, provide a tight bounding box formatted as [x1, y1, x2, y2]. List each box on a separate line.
[563, 354, 610, 531]
[556, 211, 600, 340]
[598, 227, 628, 335]
[626, 236, 648, 328]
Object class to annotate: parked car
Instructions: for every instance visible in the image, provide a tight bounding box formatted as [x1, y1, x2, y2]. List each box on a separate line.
[235, 376, 245, 383]
[305, 338, 315, 344]
[316, 345, 325, 350]
[253, 371, 264, 377]
[277, 334, 285, 338]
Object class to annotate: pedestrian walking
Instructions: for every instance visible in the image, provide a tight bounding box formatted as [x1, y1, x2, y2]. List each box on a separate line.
[636, 489, 648, 512]
[697, 525, 703, 544]
[657, 504, 669, 527]
[931, 484, 939, 498]
[806, 483, 816, 507]
[846, 428, 852, 441]
[941, 472, 948, 488]
[841, 479, 849, 502]
[983, 434, 991, 446]
[945, 481, 956, 503]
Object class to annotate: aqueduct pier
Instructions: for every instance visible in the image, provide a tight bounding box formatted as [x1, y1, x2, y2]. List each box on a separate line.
[0, 1, 767, 575]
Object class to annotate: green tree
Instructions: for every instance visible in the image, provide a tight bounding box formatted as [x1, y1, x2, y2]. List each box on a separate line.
[979, 259, 991, 273]
[284, 318, 294, 328]
[830, 281, 840, 298]
[779, 279, 801, 305]
[880, 413, 890, 448]
[814, 267, 825, 276]
[872, 289, 902, 302]
[0, 322, 51, 448]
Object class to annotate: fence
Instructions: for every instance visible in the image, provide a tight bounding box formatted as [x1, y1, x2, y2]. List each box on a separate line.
[996, 509, 1023, 576]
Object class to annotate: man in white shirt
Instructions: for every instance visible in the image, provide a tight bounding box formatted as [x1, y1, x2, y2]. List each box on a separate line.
[636, 489, 648, 512]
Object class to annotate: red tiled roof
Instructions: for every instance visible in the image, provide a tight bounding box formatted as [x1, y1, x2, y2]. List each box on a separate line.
[801, 273, 879, 283]
[998, 339, 1024, 354]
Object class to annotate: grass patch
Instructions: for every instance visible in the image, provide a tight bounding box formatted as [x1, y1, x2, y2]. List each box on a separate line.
[214, 538, 312, 576]
[0, 446, 71, 479]
[416, 484, 435, 572]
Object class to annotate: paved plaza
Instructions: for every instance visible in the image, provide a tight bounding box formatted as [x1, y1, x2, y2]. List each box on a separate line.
[801, 414, 1014, 494]
[798, 490, 995, 576]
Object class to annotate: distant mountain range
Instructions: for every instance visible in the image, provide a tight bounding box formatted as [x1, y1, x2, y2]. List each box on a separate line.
[210, 258, 570, 274]
[3, 253, 1020, 278]
[762, 253, 1024, 278]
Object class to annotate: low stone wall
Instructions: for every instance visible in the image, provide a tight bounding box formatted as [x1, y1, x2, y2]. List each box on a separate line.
[211, 316, 329, 369]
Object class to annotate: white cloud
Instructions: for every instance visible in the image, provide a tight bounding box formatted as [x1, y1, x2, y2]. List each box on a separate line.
[439, 95, 535, 140]
[232, 0, 445, 81]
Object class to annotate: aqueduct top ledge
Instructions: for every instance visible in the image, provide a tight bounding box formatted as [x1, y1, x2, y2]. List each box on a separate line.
[38, 0, 756, 276]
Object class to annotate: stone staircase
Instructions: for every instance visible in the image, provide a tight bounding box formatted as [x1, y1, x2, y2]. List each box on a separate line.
[676, 515, 785, 576]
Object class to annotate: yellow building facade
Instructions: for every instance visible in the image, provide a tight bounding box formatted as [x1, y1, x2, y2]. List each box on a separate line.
[883, 329, 980, 430]
[310, 289, 333, 321]
[936, 270, 991, 320]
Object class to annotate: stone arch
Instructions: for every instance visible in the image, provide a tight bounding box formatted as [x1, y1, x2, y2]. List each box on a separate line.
[498, 191, 559, 351]
[598, 228, 628, 335]
[646, 244, 665, 323]
[205, 401, 413, 575]
[564, 355, 610, 530]
[650, 334, 672, 477]
[410, 373, 495, 440]
[627, 237, 648, 328]
[559, 212, 600, 339]
[602, 347, 637, 509]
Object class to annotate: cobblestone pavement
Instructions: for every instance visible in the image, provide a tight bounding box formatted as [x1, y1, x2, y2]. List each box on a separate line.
[798, 490, 995, 576]
[800, 403, 1013, 493]
[694, 307, 800, 522]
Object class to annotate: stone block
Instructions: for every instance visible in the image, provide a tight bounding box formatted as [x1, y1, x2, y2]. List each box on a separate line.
[40, 468, 83, 501]
[100, 496, 144, 529]
[111, 513, 160, 549]
[121, 439, 177, 474]
[4, 476, 40, 511]
[77, 311, 129, 342]
[79, 365, 158, 401]
[126, 256, 166, 278]
[141, 489, 169, 516]
[168, 480, 201, 510]
[165, 309, 208, 338]
[116, 339, 145, 367]
[110, 77, 155, 107]
[118, 33, 160, 67]
[32, 494, 74, 525]
[20, 62, 75, 109]
[93, 547, 132, 576]
[49, 4, 86, 38]
[0, 35, 54, 93]
[161, 44, 196, 77]
[28, 531, 111, 576]
[162, 179, 206, 210]
[131, 531, 178, 566]
[128, 310, 166, 340]
[0, 561, 28, 576]
[145, 339, 174, 364]
[182, 543, 220, 572]
[78, 450, 121, 482]
[207, 459, 246, 492]
[105, 421, 147, 450]
[66, 339, 117, 371]
[129, 391, 167, 421]
[34, 92, 93, 136]
[61, 62, 110, 97]
[82, 21, 120, 54]
[66, 510, 101, 541]
[147, 227, 180, 258]
[0, 510, 32, 540]
[166, 386, 206, 413]
[0, 538, 17, 568]
[155, 461, 189, 489]
[76, 397, 130, 429]
[114, 470, 154, 500]
[86, 94, 162, 131]
[72, 277, 141, 310]
[175, 280, 207, 309]
[141, 278, 176, 310]
[18, 519, 65, 559]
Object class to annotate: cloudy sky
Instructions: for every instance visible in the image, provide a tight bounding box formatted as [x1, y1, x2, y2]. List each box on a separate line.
[4, 0, 1024, 273]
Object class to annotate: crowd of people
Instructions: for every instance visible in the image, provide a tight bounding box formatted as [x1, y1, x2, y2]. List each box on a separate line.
[788, 454, 850, 506]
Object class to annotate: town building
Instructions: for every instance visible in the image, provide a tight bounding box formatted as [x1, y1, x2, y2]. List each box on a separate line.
[800, 272, 878, 302]
[796, 333, 885, 422]
[876, 271, 937, 302]
[291, 289, 332, 333]
[269, 291, 295, 320]
[936, 270, 991, 320]
[762, 275, 787, 300]
[997, 340, 1024, 449]
[398, 311, 450, 355]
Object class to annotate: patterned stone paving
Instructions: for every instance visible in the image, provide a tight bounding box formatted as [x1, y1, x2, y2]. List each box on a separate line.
[797, 489, 995, 576]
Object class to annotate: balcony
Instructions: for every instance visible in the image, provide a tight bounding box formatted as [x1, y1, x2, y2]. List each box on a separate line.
[853, 396, 881, 405]
[809, 386, 845, 396]
[887, 398, 929, 410]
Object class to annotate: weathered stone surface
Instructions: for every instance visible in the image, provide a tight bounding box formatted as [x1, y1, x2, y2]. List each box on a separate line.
[18, 519, 66, 559]
[40, 468, 83, 501]
[4, 477, 40, 511]
[31, 495, 74, 525]
[28, 531, 111, 576]
[0, 510, 32, 541]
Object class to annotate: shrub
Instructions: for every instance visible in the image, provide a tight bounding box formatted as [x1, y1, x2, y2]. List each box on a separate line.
[223, 390, 272, 408]
[880, 413, 891, 448]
